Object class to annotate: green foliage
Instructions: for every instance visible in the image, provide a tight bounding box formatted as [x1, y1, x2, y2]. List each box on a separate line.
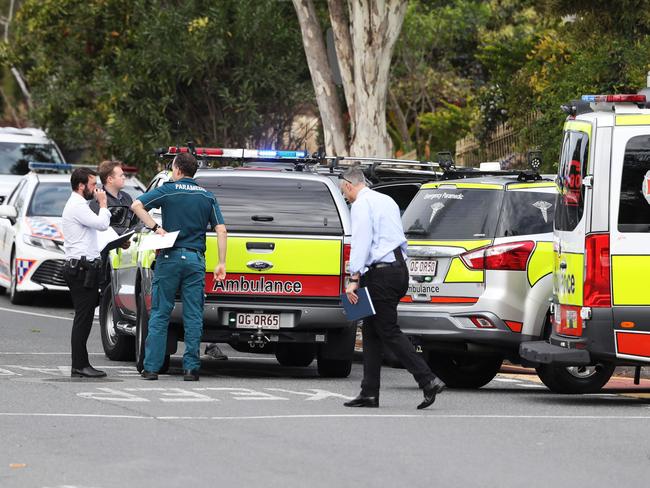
[418, 101, 472, 155]
[8, 0, 311, 174]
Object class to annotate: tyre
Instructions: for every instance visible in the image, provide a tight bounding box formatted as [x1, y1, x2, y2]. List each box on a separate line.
[0, 284, 6, 295]
[99, 283, 135, 361]
[427, 353, 503, 389]
[317, 356, 352, 378]
[9, 253, 30, 305]
[135, 292, 169, 374]
[275, 343, 316, 367]
[535, 362, 615, 394]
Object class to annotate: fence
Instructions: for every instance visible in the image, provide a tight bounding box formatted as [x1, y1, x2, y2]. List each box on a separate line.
[455, 112, 539, 169]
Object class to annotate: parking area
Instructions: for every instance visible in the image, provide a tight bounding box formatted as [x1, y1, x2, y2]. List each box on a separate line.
[2, 294, 650, 488]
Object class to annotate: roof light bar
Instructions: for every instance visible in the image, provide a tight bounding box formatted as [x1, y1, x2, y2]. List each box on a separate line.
[165, 147, 308, 159]
[167, 146, 224, 156]
[581, 94, 646, 103]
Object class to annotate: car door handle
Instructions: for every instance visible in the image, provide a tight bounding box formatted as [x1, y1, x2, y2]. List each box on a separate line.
[246, 242, 275, 252]
[559, 262, 567, 269]
[251, 215, 274, 222]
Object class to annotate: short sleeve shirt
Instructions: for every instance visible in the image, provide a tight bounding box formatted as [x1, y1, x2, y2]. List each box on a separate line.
[136, 177, 224, 253]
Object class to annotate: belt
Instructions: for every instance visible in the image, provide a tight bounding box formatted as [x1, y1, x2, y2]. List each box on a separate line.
[168, 247, 203, 254]
[368, 260, 403, 270]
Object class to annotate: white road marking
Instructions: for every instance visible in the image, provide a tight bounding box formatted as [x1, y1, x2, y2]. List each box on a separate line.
[0, 352, 103, 355]
[492, 378, 522, 383]
[266, 388, 354, 401]
[3, 412, 650, 421]
[0, 307, 73, 321]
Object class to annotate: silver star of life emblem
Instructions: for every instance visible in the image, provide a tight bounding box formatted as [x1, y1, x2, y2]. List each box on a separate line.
[429, 202, 445, 223]
[533, 200, 552, 223]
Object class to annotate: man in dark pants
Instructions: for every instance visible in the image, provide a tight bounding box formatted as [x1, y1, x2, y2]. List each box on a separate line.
[131, 152, 227, 381]
[340, 167, 444, 409]
[62, 167, 111, 378]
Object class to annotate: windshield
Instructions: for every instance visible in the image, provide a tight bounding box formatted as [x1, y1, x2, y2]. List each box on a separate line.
[27, 182, 70, 217]
[196, 175, 344, 235]
[0, 142, 64, 175]
[402, 187, 502, 240]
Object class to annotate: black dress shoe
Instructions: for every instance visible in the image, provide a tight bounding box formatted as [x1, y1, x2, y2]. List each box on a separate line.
[141, 370, 158, 380]
[183, 369, 200, 381]
[343, 395, 379, 408]
[71, 366, 107, 378]
[417, 378, 445, 410]
[204, 344, 228, 360]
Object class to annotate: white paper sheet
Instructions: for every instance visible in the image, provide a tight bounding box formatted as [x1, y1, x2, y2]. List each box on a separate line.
[97, 228, 136, 253]
[138, 230, 179, 251]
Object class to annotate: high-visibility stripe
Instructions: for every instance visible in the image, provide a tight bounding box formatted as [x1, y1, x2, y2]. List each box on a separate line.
[505, 321, 523, 333]
[205, 273, 341, 297]
[444, 257, 483, 283]
[527, 241, 553, 287]
[422, 182, 503, 190]
[507, 182, 558, 190]
[206, 236, 342, 275]
[555, 251, 584, 306]
[615, 114, 650, 126]
[616, 331, 650, 358]
[564, 120, 592, 138]
[408, 240, 492, 251]
[612, 255, 650, 305]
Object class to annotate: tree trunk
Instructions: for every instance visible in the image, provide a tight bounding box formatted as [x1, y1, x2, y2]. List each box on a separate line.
[348, 0, 407, 158]
[292, 0, 348, 156]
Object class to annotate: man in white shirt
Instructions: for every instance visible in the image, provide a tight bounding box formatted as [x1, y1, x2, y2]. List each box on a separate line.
[340, 167, 444, 409]
[62, 167, 111, 378]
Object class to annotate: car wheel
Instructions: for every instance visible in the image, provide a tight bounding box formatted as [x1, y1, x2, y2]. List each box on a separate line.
[427, 353, 503, 389]
[135, 292, 169, 374]
[9, 253, 30, 305]
[275, 343, 316, 367]
[535, 362, 615, 394]
[99, 283, 135, 361]
[317, 356, 352, 378]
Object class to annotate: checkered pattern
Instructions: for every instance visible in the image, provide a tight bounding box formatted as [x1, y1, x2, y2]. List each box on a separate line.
[27, 218, 63, 239]
[16, 259, 36, 284]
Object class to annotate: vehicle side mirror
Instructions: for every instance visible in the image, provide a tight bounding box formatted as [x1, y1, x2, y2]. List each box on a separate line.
[0, 204, 17, 222]
[108, 205, 130, 228]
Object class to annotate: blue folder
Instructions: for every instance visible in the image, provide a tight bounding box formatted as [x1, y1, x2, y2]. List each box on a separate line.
[340, 287, 376, 321]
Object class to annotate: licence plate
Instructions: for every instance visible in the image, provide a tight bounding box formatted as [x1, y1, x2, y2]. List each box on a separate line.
[408, 259, 437, 276]
[233, 312, 281, 330]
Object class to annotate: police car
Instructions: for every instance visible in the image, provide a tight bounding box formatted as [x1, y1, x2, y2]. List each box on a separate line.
[102, 147, 357, 377]
[521, 92, 650, 393]
[0, 165, 144, 304]
[397, 169, 557, 388]
[0, 127, 65, 205]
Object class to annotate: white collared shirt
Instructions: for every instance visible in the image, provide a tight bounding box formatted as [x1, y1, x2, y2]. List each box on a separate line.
[62, 192, 111, 260]
[349, 187, 407, 275]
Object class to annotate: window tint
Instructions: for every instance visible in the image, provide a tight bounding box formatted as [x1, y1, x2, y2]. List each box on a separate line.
[496, 191, 555, 237]
[196, 176, 343, 235]
[27, 182, 70, 217]
[618, 135, 650, 232]
[0, 142, 64, 175]
[373, 183, 421, 214]
[555, 130, 589, 231]
[402, 188, 502, 239]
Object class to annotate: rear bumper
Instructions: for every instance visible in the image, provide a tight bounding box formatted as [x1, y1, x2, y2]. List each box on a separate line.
[519, 340, 591, 365]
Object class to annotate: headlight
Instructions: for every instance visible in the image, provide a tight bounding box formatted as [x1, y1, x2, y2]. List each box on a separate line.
[23, 235, 64, 253]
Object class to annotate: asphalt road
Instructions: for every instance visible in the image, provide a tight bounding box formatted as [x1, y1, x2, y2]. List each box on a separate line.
[1, 293, 650, 488]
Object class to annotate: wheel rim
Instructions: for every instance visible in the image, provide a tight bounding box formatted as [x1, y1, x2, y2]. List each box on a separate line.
[10, 257, 17, 298]
[104, 298, 118, 346]
[136, 306, 144, 363]
[565, 365, 597, 379]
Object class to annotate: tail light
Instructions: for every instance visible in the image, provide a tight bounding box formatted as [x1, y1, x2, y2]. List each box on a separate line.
[341, 243, 351, 292]
[584, 233, 611, 307]
[460, 241, 535, 271]
[470, 317, 496, 328]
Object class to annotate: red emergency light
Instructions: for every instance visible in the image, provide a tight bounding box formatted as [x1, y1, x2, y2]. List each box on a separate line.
[167, 146, 224, 156]
[581, 94, 646, 103]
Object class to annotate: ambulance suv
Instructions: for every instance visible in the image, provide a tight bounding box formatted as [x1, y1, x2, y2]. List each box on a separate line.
[521, 93, 650, 393]
[101, 148, 356, 378]
[398, 175, 557, 388]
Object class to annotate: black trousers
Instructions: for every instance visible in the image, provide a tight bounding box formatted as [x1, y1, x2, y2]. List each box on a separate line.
[64, 268, 99, 369]
[360, 264, 435, 397]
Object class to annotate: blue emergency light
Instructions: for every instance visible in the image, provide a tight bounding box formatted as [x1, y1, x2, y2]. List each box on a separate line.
[581, 94, 646, 103]
[257, 150, 307, 159]
[28, 162, 74, 171]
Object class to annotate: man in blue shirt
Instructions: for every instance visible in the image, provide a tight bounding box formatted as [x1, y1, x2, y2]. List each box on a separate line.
[340, 167, 444, 409]
[131, 153, 227, 381]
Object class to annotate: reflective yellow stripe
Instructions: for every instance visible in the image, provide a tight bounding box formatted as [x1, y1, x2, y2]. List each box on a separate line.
[555, 251, 583, 306]
[564, 120, 592, 138]
[508, 183, 558, 190]
[422, 182, 503, 190]
[615, 115, 650, 126]
[408, 240, 491, 251]
[206, 236, 342, 275]
[528, 241, 553, 287]
[612, 255, 650, 305]
[444, 257, 483, 283]
[140, 249, 156, 269]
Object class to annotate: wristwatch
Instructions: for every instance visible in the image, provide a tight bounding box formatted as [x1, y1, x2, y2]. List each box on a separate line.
[149, 223, 159, 232]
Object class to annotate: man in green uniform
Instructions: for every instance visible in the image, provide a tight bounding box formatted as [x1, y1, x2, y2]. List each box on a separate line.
[131, 153, 227, 381]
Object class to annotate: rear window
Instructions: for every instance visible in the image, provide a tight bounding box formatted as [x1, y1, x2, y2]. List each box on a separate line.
[373, 183, 421, 214]
[196, 176, 343, 235]
[402, 187, 502, 240]
[555, 130, 589, 231]
[618, 135, 650, 232]
[496, 191, 555, 237]
[0, 142, 64, 175]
